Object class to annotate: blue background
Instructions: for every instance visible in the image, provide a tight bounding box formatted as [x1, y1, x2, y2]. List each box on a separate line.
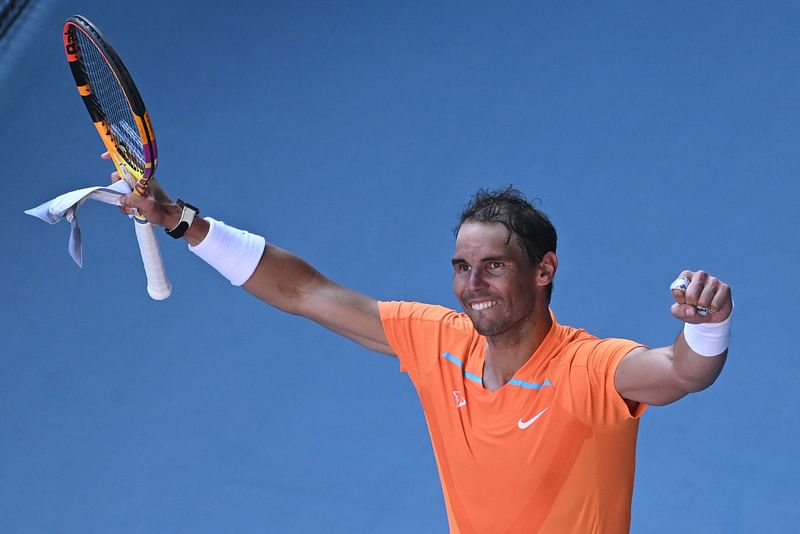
[3, 1, 798, 532]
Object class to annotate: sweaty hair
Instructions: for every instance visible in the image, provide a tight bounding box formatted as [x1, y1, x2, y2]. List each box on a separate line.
[456, 186, 557, 301]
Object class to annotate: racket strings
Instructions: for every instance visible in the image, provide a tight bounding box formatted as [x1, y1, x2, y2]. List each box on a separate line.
[73, 29, 145, 174]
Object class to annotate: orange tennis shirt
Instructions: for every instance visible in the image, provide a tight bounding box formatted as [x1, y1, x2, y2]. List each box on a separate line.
[379, 301, 647, 534]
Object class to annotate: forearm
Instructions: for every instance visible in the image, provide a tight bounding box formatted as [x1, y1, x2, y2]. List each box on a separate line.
[669, 331, 727, 393]
[242, 244, 332, 315]
[180, 215, 391, 352]
[127, 189, 392, 352]
[179, 214, 329, 313]
[616, 313, 731, 405]
[183, 215, 211, 247]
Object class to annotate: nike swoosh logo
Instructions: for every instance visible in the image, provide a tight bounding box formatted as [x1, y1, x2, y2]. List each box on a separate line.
[517, 408, 548, 429]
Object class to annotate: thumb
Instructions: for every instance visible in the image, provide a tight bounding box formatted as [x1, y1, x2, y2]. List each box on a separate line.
[117, 193, 140, 216]
[118, 192, 169, 226]
[118, 193, 141, 210]
[118, 193, 153, 216]
[671, 302, 698, 322]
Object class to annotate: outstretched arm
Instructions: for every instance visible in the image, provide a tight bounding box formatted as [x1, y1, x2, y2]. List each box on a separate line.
[242, 244, 392, 355]
[615, 270, 732, 406]
[119, 185, 393, 356]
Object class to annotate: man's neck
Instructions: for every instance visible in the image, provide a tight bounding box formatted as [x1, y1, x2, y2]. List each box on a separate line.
[482, 308, 553, 392]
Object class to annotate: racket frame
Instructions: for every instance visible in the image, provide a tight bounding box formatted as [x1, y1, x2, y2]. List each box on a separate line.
[63, 15, 171, 300]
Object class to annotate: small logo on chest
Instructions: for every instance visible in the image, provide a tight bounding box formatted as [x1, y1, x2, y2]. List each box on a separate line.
[452, 390, 467, 408]
[517, 408, 548, 429]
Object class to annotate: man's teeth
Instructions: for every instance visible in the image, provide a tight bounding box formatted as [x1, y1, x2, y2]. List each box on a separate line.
[471, 301, 496, 311]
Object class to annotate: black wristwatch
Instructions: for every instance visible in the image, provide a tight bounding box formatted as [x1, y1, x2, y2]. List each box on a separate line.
[165, 199, 199, 239]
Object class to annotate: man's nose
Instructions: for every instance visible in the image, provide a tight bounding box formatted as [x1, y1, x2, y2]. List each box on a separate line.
[467, 268, 487, 290]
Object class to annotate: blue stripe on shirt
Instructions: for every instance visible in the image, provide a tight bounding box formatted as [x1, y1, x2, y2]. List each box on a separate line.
[441, 352, 553, 389]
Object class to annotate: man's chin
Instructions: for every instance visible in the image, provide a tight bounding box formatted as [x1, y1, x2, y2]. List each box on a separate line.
[468, 315, 507, 337]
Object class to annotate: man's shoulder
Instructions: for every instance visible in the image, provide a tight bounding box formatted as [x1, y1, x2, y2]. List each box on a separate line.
[549, 321, 641, 369]
[551, 320, 597, 348]
[379, 301, 474, 332]
[378, 301, 479, 374]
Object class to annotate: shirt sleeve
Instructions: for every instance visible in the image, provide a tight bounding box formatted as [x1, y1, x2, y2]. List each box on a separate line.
[379, 301, 473, 384]
[554, 337, 647, 426]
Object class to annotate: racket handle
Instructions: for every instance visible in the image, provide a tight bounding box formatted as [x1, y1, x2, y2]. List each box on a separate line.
[133, 219, 172, 300]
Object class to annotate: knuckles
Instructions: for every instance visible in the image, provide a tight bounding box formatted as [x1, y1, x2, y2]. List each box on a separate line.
[672, 270, 732, 315]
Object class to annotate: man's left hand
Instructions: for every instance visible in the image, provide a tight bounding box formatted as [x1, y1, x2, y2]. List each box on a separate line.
[670, 270, 732, 324]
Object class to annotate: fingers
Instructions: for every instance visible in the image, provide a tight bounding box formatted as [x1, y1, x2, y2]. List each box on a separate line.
[118, 193, 144, 215]
[119, 192, 152, 215]
[684, 270, 711, 316]
[706, 280, 732, 317]
[669, 270, 732, 323]
[118, 192, 171, 227]
[103, 149, 173, 222]
[101, 151, 121, 183]
[669, 271, 691, 305]
[669, 271, 706, 314]
[671, 302, 700, 321]
[683, 271, 720, 311]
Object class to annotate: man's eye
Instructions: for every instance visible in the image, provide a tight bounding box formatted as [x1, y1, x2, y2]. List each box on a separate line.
[454, 263, 470, 273]
[488, 261, 504, 270]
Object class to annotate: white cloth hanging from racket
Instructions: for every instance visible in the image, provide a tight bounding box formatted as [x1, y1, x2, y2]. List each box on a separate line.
[24, 180, 133, 267]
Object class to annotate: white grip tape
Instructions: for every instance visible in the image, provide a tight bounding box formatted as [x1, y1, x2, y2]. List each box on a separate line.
[134, 219, 172, 300]
[188, 217, 266, 286]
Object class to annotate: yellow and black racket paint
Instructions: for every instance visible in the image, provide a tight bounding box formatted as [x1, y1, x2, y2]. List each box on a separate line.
[62, 15, 170, 300]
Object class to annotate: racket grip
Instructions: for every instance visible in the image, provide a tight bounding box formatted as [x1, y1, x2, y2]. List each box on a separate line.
[133, 219, 172, 300]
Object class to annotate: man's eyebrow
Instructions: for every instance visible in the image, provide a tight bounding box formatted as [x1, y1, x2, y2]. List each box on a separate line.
[451, 255, 509, 266]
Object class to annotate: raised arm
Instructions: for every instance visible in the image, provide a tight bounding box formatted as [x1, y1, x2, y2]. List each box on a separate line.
[119, 185, 393, 356]
[615, 270, 732, 406]
[241, 244, 392, 354]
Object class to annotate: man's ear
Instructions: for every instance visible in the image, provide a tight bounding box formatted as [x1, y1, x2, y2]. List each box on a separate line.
[537, 252, 558, 287]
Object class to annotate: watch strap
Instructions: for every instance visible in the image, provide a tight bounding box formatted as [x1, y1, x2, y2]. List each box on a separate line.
[165, 199, 199, 239]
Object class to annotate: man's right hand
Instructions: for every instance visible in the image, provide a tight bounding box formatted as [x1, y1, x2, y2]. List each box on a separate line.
[101, 150, 176, 229]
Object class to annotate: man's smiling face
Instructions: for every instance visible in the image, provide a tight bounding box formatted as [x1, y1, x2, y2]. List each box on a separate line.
[451, 221, 540, 338]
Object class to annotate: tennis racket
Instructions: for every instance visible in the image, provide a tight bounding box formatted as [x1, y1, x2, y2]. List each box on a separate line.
[63, 15, 171, 300]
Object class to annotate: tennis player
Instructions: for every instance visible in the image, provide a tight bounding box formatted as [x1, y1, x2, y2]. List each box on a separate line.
[119, 184, 732, 534]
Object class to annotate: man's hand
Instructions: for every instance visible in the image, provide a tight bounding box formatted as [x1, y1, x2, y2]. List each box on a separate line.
[616, 269, 732, 405]
[101, 150, 174, 228]
[670, 270, 732, 324]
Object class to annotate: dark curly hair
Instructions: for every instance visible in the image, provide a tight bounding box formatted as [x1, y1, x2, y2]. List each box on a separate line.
[455, 186, 557, 301]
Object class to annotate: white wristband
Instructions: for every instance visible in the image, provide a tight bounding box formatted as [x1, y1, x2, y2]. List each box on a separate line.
[683, 310, 733, 357]
[189, 217, 266, 286]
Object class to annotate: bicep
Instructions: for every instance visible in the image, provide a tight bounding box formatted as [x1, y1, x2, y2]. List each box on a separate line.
[303, 283, 394, 356]
[614, 347, 690, 406]
[242, 245, 393, 355]
[616, 329, 727, 406]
